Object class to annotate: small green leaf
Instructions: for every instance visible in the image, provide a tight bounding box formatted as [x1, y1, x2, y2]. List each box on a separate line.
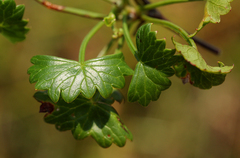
[127, 23, 176, 106]
[28, 53, 133, 103]
[34, 91, 132, 148]
[191, 0, 234, 36]
[0, 0, 29, 43]
[104, 12, 116, 27]
[173, 40, 234, 89]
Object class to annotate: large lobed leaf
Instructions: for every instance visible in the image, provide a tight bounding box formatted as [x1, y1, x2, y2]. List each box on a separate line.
[191, 0, 234, 36]
[34, 90, 132, 148]
[28, 53, 133, 103]
[127, 23, 176, 106]
[173, 39, 233, 89]
[0, 0, 29, 43]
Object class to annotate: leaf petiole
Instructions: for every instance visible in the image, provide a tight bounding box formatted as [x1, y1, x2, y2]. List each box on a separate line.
[142, 0, 203, 10]
[141, 14, 196, 48]
[97, 33, 125, 57]
[122, 11, 139, 60]
[35, 0, 106, 19]
[79, 20, 105, 63]
[115, 36, 125, 54]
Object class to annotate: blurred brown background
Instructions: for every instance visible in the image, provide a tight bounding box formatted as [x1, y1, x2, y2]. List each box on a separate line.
[1, 0, 240, 158]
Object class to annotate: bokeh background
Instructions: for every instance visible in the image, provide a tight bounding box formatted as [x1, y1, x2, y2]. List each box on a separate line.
[1, 0, 240, 158]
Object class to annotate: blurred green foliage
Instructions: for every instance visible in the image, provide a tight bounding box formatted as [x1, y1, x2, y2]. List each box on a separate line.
[1, 0, 240, 158]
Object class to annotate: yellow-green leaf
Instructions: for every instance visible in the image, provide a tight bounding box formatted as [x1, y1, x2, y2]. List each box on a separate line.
[190, 0, 233, 36]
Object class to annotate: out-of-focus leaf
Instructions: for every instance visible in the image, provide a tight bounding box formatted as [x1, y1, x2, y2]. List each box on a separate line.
[34, 91, 132, 148]
[0, 0, 29, 43]
[28, 53, 133, 103]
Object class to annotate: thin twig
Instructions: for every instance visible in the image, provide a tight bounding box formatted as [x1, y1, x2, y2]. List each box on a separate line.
[191, 36, 220, 55]
[35, 0, 107, 19]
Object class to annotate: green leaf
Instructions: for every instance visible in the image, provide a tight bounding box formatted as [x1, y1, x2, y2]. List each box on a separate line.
[28, 53, 133, 103]
[0, 0, 29, 43]
[34, 91, 132, 148]
[173, 39, 233, 73]
[173, 39, 234, 89]
[190, 0, 234, 36]
[127, 23, 176, 106]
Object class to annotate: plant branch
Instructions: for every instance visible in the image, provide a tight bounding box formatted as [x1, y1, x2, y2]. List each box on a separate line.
[79, 21, 105, 63]
[35, 0, 106, 19]
[122, 11, 139, 60]
[190, 36, 220, 55]
[141, 14, 196, 48]
[142, 0, 203, 10]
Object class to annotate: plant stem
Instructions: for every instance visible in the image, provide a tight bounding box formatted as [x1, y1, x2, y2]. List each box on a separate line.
[97, 39, 117, 57]
[122, 11, 138, 59]
[102, 0, 124, 6]
[141, 14, 196, 48]
[79, 21, 105, 63]
[115, 36, 125, 54]
[142, 5, 220, 55]
[35, 0, 106, 19]
[142, 0, 203, 10]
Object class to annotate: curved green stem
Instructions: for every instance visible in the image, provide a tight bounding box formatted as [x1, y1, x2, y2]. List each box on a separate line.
[142, 0, 203, 10]
[115, 36, 125, 54]
[35, 0, 106, 19]
[141, 14, 196, 48]
[79, 21, 105, 63]
[122, 11, 138, 59]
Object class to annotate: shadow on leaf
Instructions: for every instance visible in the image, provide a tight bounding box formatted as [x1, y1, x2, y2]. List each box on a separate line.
[34, 90, 132, 147]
